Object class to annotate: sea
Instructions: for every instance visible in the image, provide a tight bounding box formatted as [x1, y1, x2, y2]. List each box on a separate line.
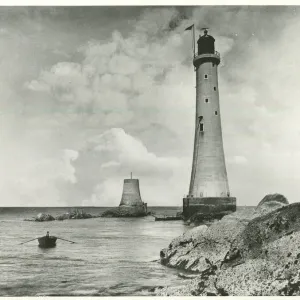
[0, 206, 191, 296]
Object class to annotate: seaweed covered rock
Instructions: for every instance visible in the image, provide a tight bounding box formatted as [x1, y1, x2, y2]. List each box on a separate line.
[101, 205, 147, 217]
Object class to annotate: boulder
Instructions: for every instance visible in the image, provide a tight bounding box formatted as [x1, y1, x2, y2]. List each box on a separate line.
[55, 213, 71, 221]
[157, 194, 300, 295]
[55, 209, 94, 220]
[257, 193, 289, 207]
[160, 206, 255, 272]
[34, 213, 55, 222]
[69, 209, 93, 219]
[25, 209, 99, 222]
[223, 202, 300, 267]
[217, 222, 300, 295]
[255, 193, 289, 217]
[101, 205, 147, 218]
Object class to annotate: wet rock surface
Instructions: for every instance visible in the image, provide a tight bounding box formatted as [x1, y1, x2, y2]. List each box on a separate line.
[55, 209, 96, 220]
[101, 205, 148, 217]
[24, 213, 55, 222]
[257, 193, 289, 207]
[24, 209, 101, 221]
[187, 210, 233, 226]
[157, 194, 300, 296]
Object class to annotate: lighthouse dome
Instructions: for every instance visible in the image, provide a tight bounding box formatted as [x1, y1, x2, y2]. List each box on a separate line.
[197, 30, 215, 55]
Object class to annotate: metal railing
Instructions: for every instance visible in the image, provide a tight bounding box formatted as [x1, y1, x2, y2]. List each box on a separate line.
[194, 51, 220, 58]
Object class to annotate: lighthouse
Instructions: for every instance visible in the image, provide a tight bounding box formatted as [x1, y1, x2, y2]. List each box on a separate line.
[101, 173, 147, 217]
[120, 173, 144, 207]
[183, 29, 236, 219]
[119, 173, 147, 215]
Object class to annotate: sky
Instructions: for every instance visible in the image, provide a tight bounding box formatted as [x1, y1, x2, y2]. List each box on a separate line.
[0, 6, 300, 207]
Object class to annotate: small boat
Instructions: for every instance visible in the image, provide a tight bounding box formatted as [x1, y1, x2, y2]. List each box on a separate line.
[20, 232, 76, 248]
[38, 235, 57, 248]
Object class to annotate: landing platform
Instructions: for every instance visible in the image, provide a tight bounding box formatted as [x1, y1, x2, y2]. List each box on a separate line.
[182, 196, 236, 219]
[154, 215, 182, 221]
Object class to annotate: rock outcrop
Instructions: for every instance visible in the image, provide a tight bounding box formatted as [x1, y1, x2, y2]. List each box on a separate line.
[257, 193, 289, 207]
[157, 194, 300, 296]
[24, 209, 100, 222]
[29, 213, 55, 222]
[103, 177, 148, 218]
[159, 205, 257, 273]
[187, 210, 233, 225]
[55, 209, 95, 220]
[101, 205, 148, 218]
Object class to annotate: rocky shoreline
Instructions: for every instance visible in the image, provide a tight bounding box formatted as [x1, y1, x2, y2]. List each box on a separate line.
[156, 194, 300, 296]
[24, 209, 101, 222]
[101, 205, 150, 218]
[24, 207, 153, 222]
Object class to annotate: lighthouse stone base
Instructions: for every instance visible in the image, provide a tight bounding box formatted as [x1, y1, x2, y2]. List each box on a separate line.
[101, 203, 148, 218]
[183, 196, 236, 220]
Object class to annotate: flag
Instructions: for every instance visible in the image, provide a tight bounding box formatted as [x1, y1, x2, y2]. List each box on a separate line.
[185, 24, 194, 31]
[184, 24, 195, 58]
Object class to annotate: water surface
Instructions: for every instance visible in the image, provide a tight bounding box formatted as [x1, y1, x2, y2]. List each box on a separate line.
[0, 207, 187, 296]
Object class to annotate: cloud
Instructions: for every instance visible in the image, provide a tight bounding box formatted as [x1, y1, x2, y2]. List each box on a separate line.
[74, 128, 185, 206]
[217, 9, 300, 204]
[89, 128, 181, 173]
[0, 149, 78, 206]
[2, 7, 300, 206]
[24, 80, 48, 92]
[228, 156, 248, 165]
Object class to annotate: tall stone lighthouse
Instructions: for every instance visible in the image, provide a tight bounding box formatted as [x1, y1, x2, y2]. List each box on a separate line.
[183, 29, 236, 219]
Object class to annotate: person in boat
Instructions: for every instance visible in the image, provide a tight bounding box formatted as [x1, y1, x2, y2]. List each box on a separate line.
[46, 231, 50, 239]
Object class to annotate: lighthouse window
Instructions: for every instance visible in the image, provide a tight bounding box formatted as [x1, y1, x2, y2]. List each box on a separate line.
[200, 123, 204, 132]
[212, 63, 215, 67]
[205, 98, 209, 103]
[215, 111, 218, 115]
[204, 74, 208, 79]
[214, 87, 217, 91]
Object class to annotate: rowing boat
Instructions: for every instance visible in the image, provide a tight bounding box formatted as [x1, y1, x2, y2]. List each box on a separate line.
[38, 236, 57, 248]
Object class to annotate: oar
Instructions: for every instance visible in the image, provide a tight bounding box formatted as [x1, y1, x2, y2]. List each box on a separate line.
[19, 237, 38, 245]
[56, 237, 76, 244]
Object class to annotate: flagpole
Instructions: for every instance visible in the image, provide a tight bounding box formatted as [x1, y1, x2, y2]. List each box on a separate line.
[184, 24, 196, 58]
[193, 25, 195, 57]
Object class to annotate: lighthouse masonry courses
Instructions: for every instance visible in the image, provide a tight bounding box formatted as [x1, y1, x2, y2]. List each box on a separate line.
[183, 29, 236, 219]
[100, 173, 147, 217]
[119, 173, 147, 215]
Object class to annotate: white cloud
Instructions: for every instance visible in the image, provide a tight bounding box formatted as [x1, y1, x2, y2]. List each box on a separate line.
[75, 128, 186, 206]
[228, 156, 248, 165]
[2, 7, 300, 206]
[24, 80, 50, 92]
[0, 149, 78, 206]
